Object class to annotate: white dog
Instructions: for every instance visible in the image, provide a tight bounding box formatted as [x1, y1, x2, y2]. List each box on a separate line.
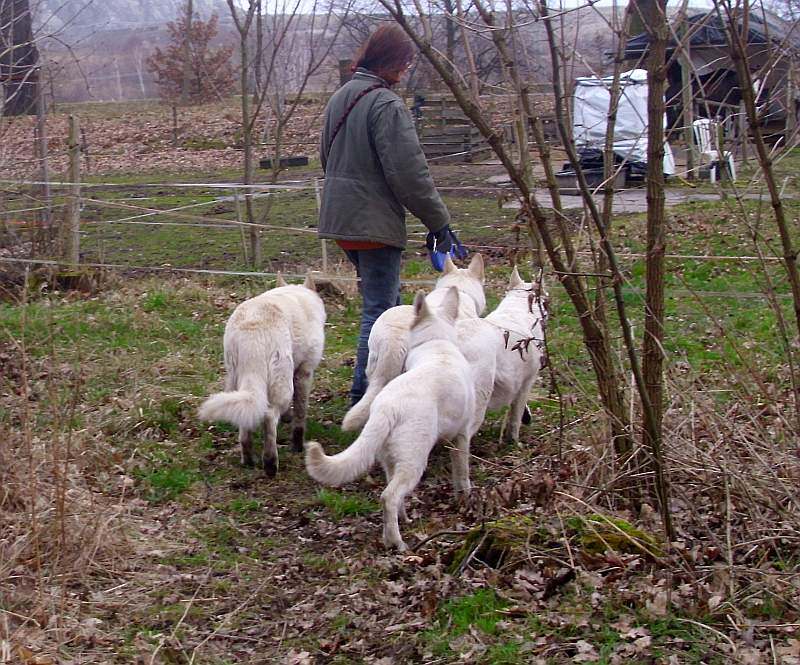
[341, 253, 486, 432]
[305, 287, 475, 551]
[198, 274, 326, 476]
[457, 266, 548, 442]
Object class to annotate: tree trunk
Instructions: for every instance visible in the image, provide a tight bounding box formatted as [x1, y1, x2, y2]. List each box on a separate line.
[0, 0, 39, 116]
[443, 0, 457, 76]
[181, 0, 193, 104]
[34, 81, 51, 250]
[639, 0, 674, 540]
[238, 28, 260, 267]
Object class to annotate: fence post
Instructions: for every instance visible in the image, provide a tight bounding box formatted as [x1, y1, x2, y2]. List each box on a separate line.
[62, 115, 80, 264]
[172, 105, 179, 148]
[35, 82, 51, 243]
[314, 178, 327, 273]
[233, 187, 249, 265]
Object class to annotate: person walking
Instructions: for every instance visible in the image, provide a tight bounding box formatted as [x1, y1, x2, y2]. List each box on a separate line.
[318, 24, 461, 405]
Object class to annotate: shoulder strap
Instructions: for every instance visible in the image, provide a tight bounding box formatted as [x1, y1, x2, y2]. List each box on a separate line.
[326, 82, 386, 154]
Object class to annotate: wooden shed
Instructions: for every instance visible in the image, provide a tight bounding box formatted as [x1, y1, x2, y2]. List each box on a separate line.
[623, 9, 800, 137]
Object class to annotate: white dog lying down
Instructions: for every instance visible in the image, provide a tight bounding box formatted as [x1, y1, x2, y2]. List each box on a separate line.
[341, 253, 485, 432]
[457, 266, 549, 443]
[306, 287, 475, 551]
[198, 274, 326, 476]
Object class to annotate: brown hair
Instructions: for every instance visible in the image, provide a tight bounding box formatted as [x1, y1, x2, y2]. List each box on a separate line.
[352, 25, 415, 83]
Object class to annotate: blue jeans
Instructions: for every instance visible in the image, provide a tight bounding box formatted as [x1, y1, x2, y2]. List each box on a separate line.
[344, 246, 402, 403]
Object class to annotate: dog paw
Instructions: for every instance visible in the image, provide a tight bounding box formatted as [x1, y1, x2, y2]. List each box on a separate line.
[262, 457, 278, 478]
[382, 533, 408, 552]
[388, 540, 408, 553]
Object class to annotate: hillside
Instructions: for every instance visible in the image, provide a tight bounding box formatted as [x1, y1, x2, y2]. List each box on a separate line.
[36, 0, 229, 38]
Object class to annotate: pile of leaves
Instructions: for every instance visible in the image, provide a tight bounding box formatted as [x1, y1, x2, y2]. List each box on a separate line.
[0, 98, 325, 178]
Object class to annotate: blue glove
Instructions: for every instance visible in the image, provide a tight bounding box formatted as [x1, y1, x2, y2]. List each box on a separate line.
[426, 225, 468, 271]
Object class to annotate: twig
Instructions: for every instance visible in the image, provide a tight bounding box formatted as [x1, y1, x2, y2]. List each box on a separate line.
[672, 617, 737, 654]
[412, 529, 472, 551]
[189, 578, 271, 663]
[150, 569, 210, 665]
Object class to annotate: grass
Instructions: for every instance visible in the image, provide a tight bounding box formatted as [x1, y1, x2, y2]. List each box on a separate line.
[423, 589, 511, 658]
[316, 488, 379, 520]
[440, 589, 508, 635]
[3, 127, 799, 661]
[14, 190, 781, 406]
[138, 464, 201, 502]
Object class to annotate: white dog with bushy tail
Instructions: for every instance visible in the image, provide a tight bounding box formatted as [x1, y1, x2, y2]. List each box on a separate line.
[198, 274, 325, 476]
[305, 287, 475, 551]
[341, 253, 485, 432]
[457, 266, 549, 443]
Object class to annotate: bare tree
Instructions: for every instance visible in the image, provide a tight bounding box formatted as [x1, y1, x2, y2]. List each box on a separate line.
[365, 0, 685, 532]
[1, 0, 39, 116]
[375, 0, 639, 472]
[634, 0, 674, 538]
[227, 0, 349, 267]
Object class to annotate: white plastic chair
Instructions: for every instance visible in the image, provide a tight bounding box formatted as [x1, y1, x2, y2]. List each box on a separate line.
[692, 118, 736, 183]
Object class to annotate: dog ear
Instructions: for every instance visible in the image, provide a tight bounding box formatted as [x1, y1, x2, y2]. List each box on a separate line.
[303, 272, 316, 291]
[412, 291, 429, 319]
[443, 254, 457, 274]
[275, 272, 288, 287]
[441, 286, 460, 323]
[509, 265, 524, 288]
[468, 253, 485, 282]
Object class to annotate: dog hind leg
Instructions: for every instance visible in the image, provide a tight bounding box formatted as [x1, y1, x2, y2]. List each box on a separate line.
[381, 465, 423, 551]
[240, 428, 254, 467]
[506, 378, 536, 443]
[449, 433, 472, 498]
[382, 459, 411, 524]
[261, 411, 279, 477]
[291, 364, 313, 453]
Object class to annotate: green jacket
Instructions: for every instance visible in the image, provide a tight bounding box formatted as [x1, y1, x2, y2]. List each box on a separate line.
[318, 69, 450, 248]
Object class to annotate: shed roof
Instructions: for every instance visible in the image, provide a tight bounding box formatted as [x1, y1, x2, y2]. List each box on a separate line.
[623, 9, 800, 58]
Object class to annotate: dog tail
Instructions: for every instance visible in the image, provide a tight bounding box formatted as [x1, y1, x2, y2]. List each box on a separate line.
[305, 411, 391, 486]
[341, 341, 407, 432]
[198, 377, 268, 432]
[341, 394, 372, 432]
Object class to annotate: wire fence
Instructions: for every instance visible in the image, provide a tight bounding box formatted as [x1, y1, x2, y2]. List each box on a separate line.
[0, 171, 795, 302]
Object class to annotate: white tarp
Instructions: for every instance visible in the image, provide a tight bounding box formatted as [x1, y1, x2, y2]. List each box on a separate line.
[573, 68, 675, 175]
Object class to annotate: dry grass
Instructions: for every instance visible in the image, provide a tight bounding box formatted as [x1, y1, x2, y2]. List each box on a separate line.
[1, 282, 152, 661]
[1, 270, 799, 663]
